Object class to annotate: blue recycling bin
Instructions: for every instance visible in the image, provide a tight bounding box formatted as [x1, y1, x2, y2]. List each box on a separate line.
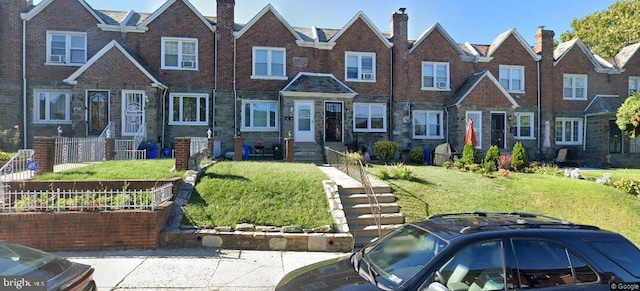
[424, 147, 431, 165]
[242, 145, 251, 160]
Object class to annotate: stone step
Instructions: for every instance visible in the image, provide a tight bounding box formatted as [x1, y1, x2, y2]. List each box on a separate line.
[346, 212, 405, 225]
[354, 236, 379, 248]
[294, 154, 324, 163]
[350, 224, 402, 238]
[340, 193, 397, 204]
[338, 185, 392, 195]
[341, 202, 400, 214]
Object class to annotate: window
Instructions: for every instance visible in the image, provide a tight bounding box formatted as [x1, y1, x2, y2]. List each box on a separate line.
[252, 47, 286, 79]
[161, 37, 198, 70]
[555, 118, 583, 145]
[515, 112, 534, 139]
[241, 101, 278, 131]
[512, 239, 598, 288]
[432, 240, 505, 291]
[466, 111, 482, 149]
[46, 31, 87, 65]
[34, 91, 71, 124]
[499, 65, 524, 92]
[413, 111, 443, 139]
[345, 52, 376, 82]
[629, 77, 640, 96]
[354, 103, 386, 132]
[169, 93, 208, 125]
[563, 74, 587, 100]
[422, 62, 450, 90]
[588, 240, 640, 277]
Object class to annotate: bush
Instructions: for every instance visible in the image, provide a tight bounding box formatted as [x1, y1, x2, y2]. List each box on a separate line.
[482, 161, 497, 172]
[612, 178, 640, 195]
[460, 143, 478, 165]
[0, 151, 12, 161]
[442, 161, 453, 169]
[454, 160, 466, 170]
[0, 126, 20, 153]
[511, 142, 528, 171]
[373, 141, 399, 163]
[390, 163, 414, 180]
[498, 155, 512, 170]
[376, 166, 392, 180]
[468, 163, 481, 172]
[483, 146, 500, 172]
[533, 163, 560, 175]
[343, 152, 364, 166]
[408, 147, 424, 164]
[498, 168, 511, 177]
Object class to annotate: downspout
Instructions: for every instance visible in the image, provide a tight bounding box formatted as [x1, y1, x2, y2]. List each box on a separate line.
[161, 88, 168, 147]
[537, 60, 541, 152]
[444, 106, 450, 143]
[213, 28, 217, 137]
[389, 48, 393, 141]
[583, 116, 587, 152]
[233, 35, 238, 136]
[22, 19, 27, 149]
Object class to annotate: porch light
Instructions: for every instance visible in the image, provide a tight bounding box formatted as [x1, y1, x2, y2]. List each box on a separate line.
[57, 126, 63, 137]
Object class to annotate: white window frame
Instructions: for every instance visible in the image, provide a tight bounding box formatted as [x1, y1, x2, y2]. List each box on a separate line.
[629, 76, 640, 96]
[563, 74, 588, 100]
[33, 90, 72, 124]
[555, 118, 583, 145]
[421, 62, 450, 91]
[241, 100, 279, 132]
[515, 112, 535, 139]
[499, 65, 525, 93]
[353, 103, 386, 133]
[466, 111, 483, 149]
[412, 110, 444, 139]
[251, 47, 287, 80]
[345, 51, 376, 82]
[46, 31, 87, 66]
[161, 37, 198, 70]
[168, 93, 209, 126]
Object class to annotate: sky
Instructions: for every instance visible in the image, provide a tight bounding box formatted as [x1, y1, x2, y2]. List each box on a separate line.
[35, 0, 619, 45]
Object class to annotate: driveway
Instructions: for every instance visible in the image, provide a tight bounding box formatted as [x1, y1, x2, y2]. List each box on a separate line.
[54, 248, 348, 290]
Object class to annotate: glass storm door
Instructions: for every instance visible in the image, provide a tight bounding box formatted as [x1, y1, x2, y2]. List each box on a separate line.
[610, 120, 622, 153]
[325, 102, 343, 142]
[491, 113, 506, 149]
[121, 90, 145, 136]
[294, 101, 314, 142]
[87, 90, 109, 135]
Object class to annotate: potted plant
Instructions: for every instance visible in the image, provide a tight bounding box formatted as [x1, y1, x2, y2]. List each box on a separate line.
[602, 154, 614, 168]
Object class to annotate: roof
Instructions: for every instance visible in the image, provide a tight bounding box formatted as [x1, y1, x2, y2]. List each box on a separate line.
[553, 38, 621, 74]
[413, 212, 600, 241]
[63, 40, 166, 89]
[486, 28, 541, 61]
[409, 23, 467, 56]
[21, 0, 106, 24]
[446, 70, 519, 108]
[328, 11, 392, 49]
[235, 4, 301, 41]
[280, 72, 356, 98]
[584, 95, 623, 116]
[615, 42, 640, 69]
[139, 0, 215, 32]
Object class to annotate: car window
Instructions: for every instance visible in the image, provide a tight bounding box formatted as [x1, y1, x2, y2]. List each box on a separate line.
[512, 239, 598, 288]
[588, 240, 640, 277]
[432, 240, 506, 291]
[0, 243, 71, 278]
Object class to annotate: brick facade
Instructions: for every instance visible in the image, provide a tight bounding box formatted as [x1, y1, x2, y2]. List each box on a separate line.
[2, 0, 639, 166]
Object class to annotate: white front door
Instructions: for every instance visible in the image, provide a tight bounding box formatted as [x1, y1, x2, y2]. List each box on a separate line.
[294, 101, 314, 142]
[121, 90, 145, 136]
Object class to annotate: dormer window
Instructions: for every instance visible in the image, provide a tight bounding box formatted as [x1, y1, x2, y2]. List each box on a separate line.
[345, 52, 376, 82]
[46, 31, 87, 66]
[161, 37, 198, 70]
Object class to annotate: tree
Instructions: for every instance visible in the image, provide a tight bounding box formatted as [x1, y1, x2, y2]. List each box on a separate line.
[560, 0, 640, 58]
[616, 93, 640, 138]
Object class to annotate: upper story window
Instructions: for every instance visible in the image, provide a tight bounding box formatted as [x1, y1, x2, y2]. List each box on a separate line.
[34, 91, 71, 124]
[169, 93, 208, 126]
[629, 77, 640, 96]
[515, 112, 534, 139]
[499, 65, 524, 92]
[354, 103, 386, 132]
[161, 37, 198, 70]
[563, 74, 587, 100]
[46, 31, 86, 66]
[413, 110, 444, 139]
[252, 47, 286, 80]
[242, 100, 279, 131]
[345, 52, 376, 82]
[422, 62, 450, 91]
[556, 118, 583, 145]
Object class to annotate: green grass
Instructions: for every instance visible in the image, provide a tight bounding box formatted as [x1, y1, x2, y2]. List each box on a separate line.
[580, 168, 640, 180]
[183, 161, 334, 229]
[371, 165, 640, 246]
[36, 159, 184, 180]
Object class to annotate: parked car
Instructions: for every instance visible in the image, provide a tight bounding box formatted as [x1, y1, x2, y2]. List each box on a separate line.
[276, 212, 640, 290]
[0, 242, 96, 290]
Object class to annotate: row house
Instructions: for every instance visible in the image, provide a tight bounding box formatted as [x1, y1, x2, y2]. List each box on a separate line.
[1, 0, 640, 166]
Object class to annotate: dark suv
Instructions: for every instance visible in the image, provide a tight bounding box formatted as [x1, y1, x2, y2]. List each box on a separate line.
[276, 212, 640, 290]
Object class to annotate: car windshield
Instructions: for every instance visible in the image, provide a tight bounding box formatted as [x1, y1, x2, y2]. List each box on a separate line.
[0, 243, 72, 278]
[361, 225, 447, 288]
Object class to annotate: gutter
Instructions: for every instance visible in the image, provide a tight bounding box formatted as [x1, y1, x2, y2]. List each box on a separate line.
[389, 47, 393, 141]
[213, 27, 218, 137]
[22, 19, 27, 149]
[233, 33, 238, 136]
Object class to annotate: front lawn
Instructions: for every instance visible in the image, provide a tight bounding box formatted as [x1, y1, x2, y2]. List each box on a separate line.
[36, 159, 184, 180]
[580, 168, 640, 180]
[183, 161, 334, 229]
[373, 165, 640, 246]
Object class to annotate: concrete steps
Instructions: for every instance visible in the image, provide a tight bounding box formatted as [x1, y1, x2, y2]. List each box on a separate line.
[346, 213, 406, 225]
[341, 193, 397, 204]
[294, 142, 324, 163]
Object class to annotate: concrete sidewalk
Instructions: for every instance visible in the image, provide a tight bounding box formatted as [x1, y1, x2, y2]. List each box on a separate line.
[55, 248, 348, 290]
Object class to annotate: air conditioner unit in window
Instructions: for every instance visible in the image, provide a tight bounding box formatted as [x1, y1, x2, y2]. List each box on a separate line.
[50, 55, 64, 63]
[436, 82, 447, 89]
[361, 73, 373, 80]
[181, 61, 195, 68]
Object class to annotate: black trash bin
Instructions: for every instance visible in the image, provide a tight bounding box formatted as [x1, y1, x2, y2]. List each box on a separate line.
[273, 143, 283, 160]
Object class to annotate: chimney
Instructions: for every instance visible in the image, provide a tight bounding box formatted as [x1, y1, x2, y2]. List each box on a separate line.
[390, 8, 408, 43]
[535, 26, 555, 56]
[391, 8, 409, 102]
[216, 0, 235, 91]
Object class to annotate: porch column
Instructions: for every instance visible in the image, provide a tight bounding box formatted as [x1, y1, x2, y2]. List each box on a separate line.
[33, 137, 56, 174]
[105, 138, 115, 161]
[234, 136, 244, 161]
[174, 137, 191, 171]
[285, 137, 294, 163]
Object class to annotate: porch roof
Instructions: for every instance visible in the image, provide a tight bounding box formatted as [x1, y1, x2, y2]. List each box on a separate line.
[280, 72, 357, 98]
[584, 95, 623, 117]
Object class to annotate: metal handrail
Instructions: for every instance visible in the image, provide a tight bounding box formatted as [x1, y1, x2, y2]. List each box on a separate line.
[133, 121, 146, 150]
[325, 147, 382, 237]
[0, 149, 36, 182]
[98, 122, 114, 139]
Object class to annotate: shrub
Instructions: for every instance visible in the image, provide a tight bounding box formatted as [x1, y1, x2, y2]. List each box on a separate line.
[376, 166, 392, 180]
[511, 142, 528, 171]
[442, 161, 453, 169]
[454, 160, 466, 170]
[0, 126, 20, 153]
[498, 155, 512, 170]
[408, 147, 424, 164]
[468, 163, 481, 172]
[460, 143, 478, 166]
[498, 168, 511, 177]
[483, 146, 500, 172]
[534, 163, 560, 175]
[482, 161, 497, 172]
[390, 163, 414, 180]
[0, 151, 12, 161]
[612, 178, 640, 195]
[373, 141, 399, 163]
[343, 152, 364, 166]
